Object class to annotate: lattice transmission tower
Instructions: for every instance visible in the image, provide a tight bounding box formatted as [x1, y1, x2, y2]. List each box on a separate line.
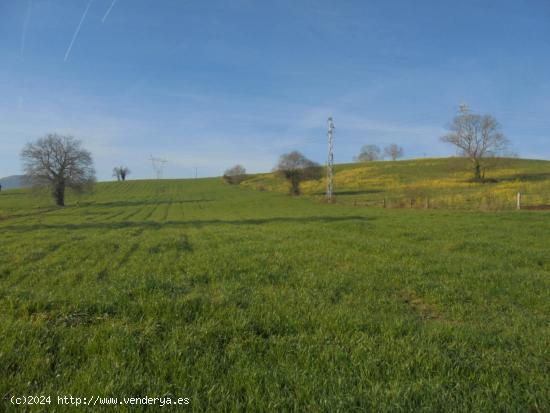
[326, 117, 335, 202]
[148, 155, 167, 179]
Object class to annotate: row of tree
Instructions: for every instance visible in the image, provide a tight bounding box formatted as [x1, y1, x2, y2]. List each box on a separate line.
[355, 143, 404, 162]
[20, 105, 512, 205]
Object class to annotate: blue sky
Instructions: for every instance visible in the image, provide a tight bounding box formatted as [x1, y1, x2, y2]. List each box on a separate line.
[1, 0, 549, 180]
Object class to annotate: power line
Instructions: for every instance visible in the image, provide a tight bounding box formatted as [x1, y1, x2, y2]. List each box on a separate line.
[148, 155, 167, 179]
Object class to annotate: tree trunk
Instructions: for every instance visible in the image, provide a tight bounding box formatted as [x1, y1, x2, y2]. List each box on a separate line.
[53, 181, 65, 206]
[474, 161, 482, 181]
[291, 175, 300, 195]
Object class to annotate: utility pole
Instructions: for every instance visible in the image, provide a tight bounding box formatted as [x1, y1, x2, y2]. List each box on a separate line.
[326, 117, 335, 202]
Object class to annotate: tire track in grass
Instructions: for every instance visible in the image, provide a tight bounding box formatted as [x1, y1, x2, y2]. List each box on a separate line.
[39, 229, 138, 285]
[94, 228, 145, 278]
[115, 242, 140, 270]
[178, 201, 186, 220]
[150, 190, 193, 270]
[3, 182, 152, 287]
[169, 199, 184, 221]
[142, 203, 160, 221]
[83, 237, 122, 282]
[24, 242, 64, 264]
[135, 190, 182, 271]
[152, 200, 170, 221]
[121, 204, 148, 221]
[7, 237, 95, 288]
[103, 208, 128, 222]
[161, 200, 172, 222]
[7, 240, 66, 275]
[80, 205, 124, 224]
[120, 217, 165, 271]
[7, 183, 166, 286]
[1, 206, 60, 222]
[84, 220, 158, 280]
[139, 229, 192, 276]
[3, 201, 91, 225]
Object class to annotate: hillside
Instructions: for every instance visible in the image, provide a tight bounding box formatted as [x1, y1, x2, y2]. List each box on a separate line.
[243, 157, 550, 210]
[0, 175, 28, 190]
[0, 178, 549, 411]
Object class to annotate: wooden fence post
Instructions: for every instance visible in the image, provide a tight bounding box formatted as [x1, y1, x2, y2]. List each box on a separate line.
[517, 192, 521, 210]
[383, 198, 386, 209]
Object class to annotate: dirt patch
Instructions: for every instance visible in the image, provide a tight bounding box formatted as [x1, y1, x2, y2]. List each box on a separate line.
[401, 292, 442, 321]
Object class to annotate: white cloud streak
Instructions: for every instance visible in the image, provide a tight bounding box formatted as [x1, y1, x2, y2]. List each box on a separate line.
[20, 0, 32, 57]
[64, 0, 94, 62]
[101, 0, 117, 23]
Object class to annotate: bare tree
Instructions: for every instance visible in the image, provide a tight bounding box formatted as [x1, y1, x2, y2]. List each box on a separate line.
[119, 166, 130, 181]
[223, 164, 247, 185]
[113, 166, 130, 181]
[441, 104, 510, 181]
[355, 144, 381, 162]
[275, 151, 322, 195]
[384, 144, 404, 161]
[21, 134, 95, 206]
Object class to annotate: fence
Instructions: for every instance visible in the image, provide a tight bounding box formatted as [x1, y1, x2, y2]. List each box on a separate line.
[336, 191, 550, 211]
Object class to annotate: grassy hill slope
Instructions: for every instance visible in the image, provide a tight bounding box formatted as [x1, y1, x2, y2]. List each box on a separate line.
[1, 179, 549, 411]
[243, 157, 550, 209]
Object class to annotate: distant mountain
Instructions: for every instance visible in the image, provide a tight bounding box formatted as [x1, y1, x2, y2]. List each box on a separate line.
[0, 175, 30, 190]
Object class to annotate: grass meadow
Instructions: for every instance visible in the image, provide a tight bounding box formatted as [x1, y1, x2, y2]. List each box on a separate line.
[1, 163, 549, 411]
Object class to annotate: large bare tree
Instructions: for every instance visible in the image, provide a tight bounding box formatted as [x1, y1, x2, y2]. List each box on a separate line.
[356, 144, 381, 162]
[441, 104, 510, 181]
[21, 134, 96, 206]
[384, 144, 404, 161]
[275, 151, 322, 195]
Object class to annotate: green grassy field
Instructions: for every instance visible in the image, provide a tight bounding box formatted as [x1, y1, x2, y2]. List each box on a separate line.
[1, 168, 549, 411]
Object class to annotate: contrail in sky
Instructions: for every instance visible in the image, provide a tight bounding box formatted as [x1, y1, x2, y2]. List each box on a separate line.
[20, 0, 32, 57]
[64, 0, 94, 62]
[102, 0, 118, 23]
